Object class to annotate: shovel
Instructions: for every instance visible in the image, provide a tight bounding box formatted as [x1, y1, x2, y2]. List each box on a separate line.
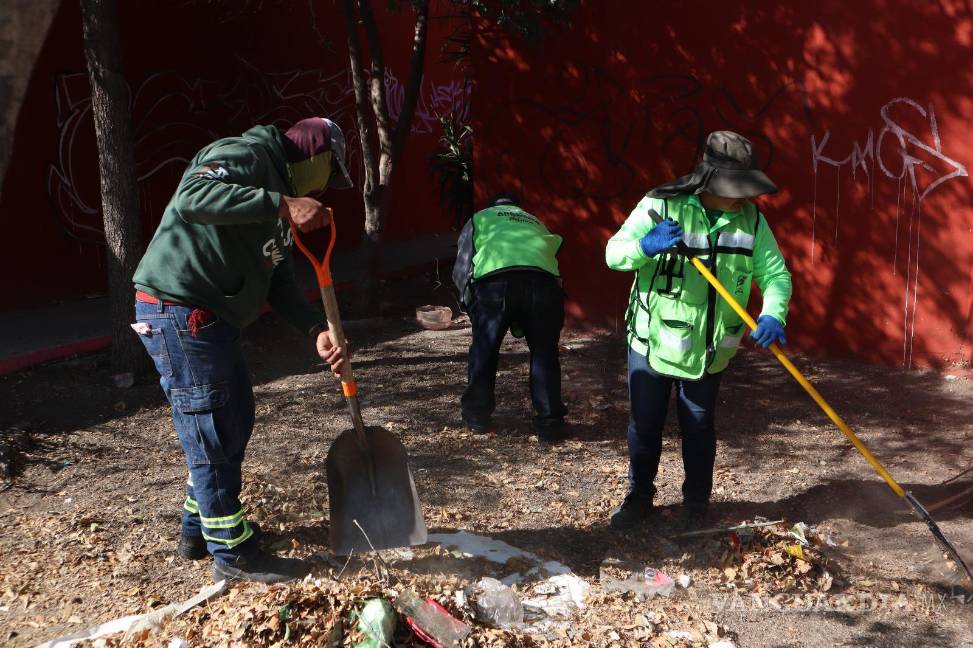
[290, 212, 427, 556]
[647, 208, 973, 588]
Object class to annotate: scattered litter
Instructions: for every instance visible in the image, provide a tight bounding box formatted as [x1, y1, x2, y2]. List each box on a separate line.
[468, 577, 524, 628]
[674, 518, 784, 539]
[600, 559, 675, 600]
[353, 598, 395, 648]
[708, 641, 736, 648]
[789, 522, 810, 546]
[395, 589, 470, 648]
[522, 573, 589, 617]
[717, 522, 846, 595]
[429, 531, 571, 583]
[677, 574, 692, 589]
[34, 580, 226, 648]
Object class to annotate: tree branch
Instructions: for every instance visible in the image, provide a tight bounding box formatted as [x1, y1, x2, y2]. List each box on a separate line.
[391, 0, 429, 165]
[357, 0, 392, 162]
[340, 0, 379, 190]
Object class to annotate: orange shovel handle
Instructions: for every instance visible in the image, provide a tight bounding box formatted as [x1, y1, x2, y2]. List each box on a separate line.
[289, 207, 336, 289]
[289, 212, 360, 401]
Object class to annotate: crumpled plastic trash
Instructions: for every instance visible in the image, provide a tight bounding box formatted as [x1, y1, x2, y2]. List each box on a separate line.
[394, 589, 470, 648]
[522, 573, 590, 618]
[600, 559, 675, 600]
[353, 598, 395, 648]
[789, 522, 810, 546]
[468, 577, 524, 628]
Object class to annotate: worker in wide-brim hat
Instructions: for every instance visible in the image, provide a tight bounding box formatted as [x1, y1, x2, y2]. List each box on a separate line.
[605, 130, 792, 531]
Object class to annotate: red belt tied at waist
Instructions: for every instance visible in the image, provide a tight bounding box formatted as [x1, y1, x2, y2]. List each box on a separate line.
[136, 290, 214, 337]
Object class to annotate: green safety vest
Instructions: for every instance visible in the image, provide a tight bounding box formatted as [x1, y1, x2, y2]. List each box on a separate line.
[606, 194, 792, 379]
[471, 206, 562, 279]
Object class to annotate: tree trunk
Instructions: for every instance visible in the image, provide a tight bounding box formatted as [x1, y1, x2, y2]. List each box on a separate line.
[79, 0, 143, 384]
[341, 0, 428, 316]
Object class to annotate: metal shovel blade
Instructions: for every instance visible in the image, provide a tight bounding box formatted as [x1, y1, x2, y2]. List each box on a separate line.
[326, 425, 427, 556]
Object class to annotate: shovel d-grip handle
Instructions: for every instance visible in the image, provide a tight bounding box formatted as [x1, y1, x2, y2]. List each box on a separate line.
[646, 208, 973, 587]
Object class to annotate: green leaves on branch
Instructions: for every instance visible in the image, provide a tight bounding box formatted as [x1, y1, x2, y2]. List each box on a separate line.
[452, 0, 580, 40]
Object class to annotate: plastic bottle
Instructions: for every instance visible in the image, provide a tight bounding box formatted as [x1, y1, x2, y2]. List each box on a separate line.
[394, 589, 470, 648]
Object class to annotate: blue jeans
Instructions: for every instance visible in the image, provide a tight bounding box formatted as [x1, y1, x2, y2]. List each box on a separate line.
[627, 346, 722, 506]
[461, 271, 568, 430]
[134, 299, 258, 565]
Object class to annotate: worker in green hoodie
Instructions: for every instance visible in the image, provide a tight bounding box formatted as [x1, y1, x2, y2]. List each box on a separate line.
[605, 131, 792, 533]
[132, 117, 353, 583]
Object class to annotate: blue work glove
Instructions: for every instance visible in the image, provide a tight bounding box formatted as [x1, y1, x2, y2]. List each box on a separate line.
[751, 315, 786, 348]
[639, 220, 684, 257]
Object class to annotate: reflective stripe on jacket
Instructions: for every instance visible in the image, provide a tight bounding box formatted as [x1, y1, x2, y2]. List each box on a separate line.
[606, 194, 791, 379]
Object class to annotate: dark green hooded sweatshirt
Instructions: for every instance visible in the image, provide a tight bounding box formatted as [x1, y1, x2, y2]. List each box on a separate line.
[133, 125, 325, 334]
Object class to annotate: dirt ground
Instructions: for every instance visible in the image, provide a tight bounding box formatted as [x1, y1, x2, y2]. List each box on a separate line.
[2, 275, 972, 647]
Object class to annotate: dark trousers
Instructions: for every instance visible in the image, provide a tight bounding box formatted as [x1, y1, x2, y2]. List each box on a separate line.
[627, 346, 722, 506]
[461, 271, 568, 430]
[134, 299, 258, 565]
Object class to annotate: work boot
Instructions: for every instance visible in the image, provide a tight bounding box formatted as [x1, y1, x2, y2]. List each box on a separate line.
[679, 503, 711, 533]
[462, 414, 493, 434]
[212, 550, 312, 584]
[178, 522, 262, 561]
[608, 493, 657, 530]
[533, 419, 568, 444]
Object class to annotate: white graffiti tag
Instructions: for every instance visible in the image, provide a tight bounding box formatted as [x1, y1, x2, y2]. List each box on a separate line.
[810, 97, 969, 368]
[876, 98, 967, 201]
[811, 99, 967, 206]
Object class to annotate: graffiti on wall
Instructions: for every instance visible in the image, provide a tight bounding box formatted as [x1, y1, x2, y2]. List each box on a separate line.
[385, 75, 471, 135]
[47, 61, 470, 243]
[810, 98, 969, 366]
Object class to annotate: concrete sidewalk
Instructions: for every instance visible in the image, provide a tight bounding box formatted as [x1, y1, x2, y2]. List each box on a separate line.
[0, 234, 456, 374]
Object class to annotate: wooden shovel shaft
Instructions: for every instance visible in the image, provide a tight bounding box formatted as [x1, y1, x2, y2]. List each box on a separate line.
[289, 212, 375, 494]
[318, 283, 375, 491]
[319, 283, 362, 427]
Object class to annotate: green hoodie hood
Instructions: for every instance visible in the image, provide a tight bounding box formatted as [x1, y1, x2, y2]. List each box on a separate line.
[241, 125, 295, 194]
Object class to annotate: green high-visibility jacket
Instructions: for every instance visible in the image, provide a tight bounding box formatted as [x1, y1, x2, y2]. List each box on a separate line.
[452, 204, 562, 305]
[606, 194, 792, 379]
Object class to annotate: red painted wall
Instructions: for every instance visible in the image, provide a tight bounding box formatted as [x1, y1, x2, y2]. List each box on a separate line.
[0, 0, 468, 311]
[472, 0, 973, 373]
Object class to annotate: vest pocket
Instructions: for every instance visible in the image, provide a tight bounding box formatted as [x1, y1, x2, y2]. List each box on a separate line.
[710, 323, 745, 372]
[652, 318, 693, 364]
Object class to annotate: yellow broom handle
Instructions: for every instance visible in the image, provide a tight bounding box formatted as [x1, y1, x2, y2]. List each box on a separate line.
[689, 256, 906, 498]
